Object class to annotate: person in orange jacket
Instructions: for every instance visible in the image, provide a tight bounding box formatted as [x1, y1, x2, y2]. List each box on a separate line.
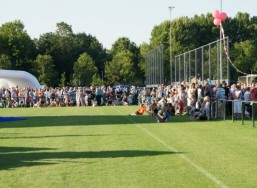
[131, 103, 146, 115]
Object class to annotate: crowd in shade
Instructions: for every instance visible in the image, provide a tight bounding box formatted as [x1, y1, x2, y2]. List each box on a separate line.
[0, 85, 140, 108]
[1, 81, 257, 123]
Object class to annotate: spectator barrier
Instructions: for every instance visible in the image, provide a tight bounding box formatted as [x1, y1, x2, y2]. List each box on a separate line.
[212, 99, 257, 127]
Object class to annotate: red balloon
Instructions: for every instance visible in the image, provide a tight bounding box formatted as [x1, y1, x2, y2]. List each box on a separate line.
[220, 12, 227, 21]
[213, 18, 221, 26]
[212, 10, 221, 19]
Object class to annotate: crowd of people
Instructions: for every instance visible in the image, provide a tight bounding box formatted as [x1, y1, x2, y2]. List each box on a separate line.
[131, 81, 257, 122]
[0, 85, 140, 108]
[1, 81, 257, 123]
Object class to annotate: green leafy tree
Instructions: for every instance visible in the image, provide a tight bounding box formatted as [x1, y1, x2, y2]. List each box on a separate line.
[73, 53, 98, 86]
[110, 37, 140, 82]
[0, 20, 37, 71]
[36, 54, 58, 87]
[0, 54, 12, 69]
[232, 40, 257, 75]
[91, 73, 103, 86]
[75, 33, 108, 76]
[148, 12, 257, 83]
[56, 22, 73, 37]
[36, 22, 107, 86]
[105, 51, 135, 85]
[59, 72, 66, 87]
[35, 22, 79, 85]
[111, 37, 138, 56]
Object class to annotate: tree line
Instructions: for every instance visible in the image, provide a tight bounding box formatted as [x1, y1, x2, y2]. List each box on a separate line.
[0, 12, 256, 87]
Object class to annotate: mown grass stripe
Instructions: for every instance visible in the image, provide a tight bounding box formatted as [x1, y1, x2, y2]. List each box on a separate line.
[113, 106, 228, 188]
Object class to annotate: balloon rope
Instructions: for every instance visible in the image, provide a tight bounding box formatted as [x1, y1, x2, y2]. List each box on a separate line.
[220, 23, 248, 75]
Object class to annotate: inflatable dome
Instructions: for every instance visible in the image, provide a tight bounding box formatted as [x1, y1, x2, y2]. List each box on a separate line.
[0, 69, 41, 89]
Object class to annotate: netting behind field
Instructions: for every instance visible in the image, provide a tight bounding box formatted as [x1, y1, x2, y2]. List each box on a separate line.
[145, 45, 164, 87]
[174, 37, 230, 85]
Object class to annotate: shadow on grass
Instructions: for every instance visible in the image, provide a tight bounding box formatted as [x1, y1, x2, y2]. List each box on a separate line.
[0, 146, 55, 153]
[0, 146, 181, 170]
[0, 114, 212, 129]
[0, 115, 155, 128]
[0, 134, 132, 140]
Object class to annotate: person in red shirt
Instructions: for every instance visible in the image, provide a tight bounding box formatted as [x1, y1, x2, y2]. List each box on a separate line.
[250, 83, 257, 115]
[250, 83, 257, 101]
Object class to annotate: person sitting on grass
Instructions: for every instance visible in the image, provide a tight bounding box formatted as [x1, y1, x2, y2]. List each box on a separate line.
[188, 99, 197, 119]
[48, 99, 58, 107]
[92, 98, 98, 107]
[131, 103, 146, 115]
[204, 96, 211, 120]
[164, 103, 173, 122]
[190, 96, 210, 121]
[146, 100, 158, 116]
[156, 109, 167, 123]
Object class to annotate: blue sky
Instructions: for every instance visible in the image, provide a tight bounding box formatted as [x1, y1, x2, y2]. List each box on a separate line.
[0, 0, 256, 49]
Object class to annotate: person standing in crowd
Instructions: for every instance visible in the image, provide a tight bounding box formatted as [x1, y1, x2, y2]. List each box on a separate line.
[56, 88, 63, 105]
[44, 88, 51, 105]
[186, 83, 196, 115]
[115, 87, 123, 105]
[96, 86, 102, 106]
[18, 88, 26, 107]
[215, 83, 226, 118]
[156, 86, 163, 101]
[210, 85, 217, 118]
[32, 89, 38, 107]
[250, 82, 257, 102]
[76, 87, 82, 107]
[106, 85, 112, 102]
[0, 88, 6, 108]
[11, 87, 17, 105]
[196, 84, 203, 110]
[204, 96, 211, 120]
[222, 81, 230, 115]
[150, 87, 157, 101]
[233, 85, 242, 119]
[250, 82, 257, 116]
[244, 87, 251, 118]
[122, 87, 130, 105]
[177, 86, 186, 115]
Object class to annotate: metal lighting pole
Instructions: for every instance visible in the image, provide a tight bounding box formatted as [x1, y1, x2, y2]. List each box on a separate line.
[169, 6, 174, 84]
[101, 71, 103, 85]
[219, 0, 223, 83]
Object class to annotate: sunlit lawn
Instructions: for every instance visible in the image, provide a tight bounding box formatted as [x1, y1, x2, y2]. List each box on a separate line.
[1, 106, 257, 187]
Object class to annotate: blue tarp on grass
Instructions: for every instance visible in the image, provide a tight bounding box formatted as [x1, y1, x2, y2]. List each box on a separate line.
[0, 117, 26, 122]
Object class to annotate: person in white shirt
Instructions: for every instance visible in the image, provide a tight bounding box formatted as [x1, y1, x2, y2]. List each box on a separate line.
[244, 87, 251, 118]
[233, 85, 242, 118]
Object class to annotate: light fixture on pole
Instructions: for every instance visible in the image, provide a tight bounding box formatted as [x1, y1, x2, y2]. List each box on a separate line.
[169, 6, 174, 84]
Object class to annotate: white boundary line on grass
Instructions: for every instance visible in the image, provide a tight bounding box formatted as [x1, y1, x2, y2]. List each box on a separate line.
[113, 107, 228, 188]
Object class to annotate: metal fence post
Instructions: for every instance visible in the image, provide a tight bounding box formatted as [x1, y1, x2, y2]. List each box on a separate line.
[232, 100, 234, 122]
[252, 103, 255, 128]
[242, 101, 245, 126]
[223, 100, 226, 120]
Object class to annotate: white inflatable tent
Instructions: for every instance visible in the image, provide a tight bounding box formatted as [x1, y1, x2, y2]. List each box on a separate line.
[0, 69, 41, 89]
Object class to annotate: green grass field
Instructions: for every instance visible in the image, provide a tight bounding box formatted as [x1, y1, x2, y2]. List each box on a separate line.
[1, 106, 257, 188]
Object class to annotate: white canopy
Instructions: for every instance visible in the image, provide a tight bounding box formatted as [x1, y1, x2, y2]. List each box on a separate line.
[0, 69, 41, 89]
